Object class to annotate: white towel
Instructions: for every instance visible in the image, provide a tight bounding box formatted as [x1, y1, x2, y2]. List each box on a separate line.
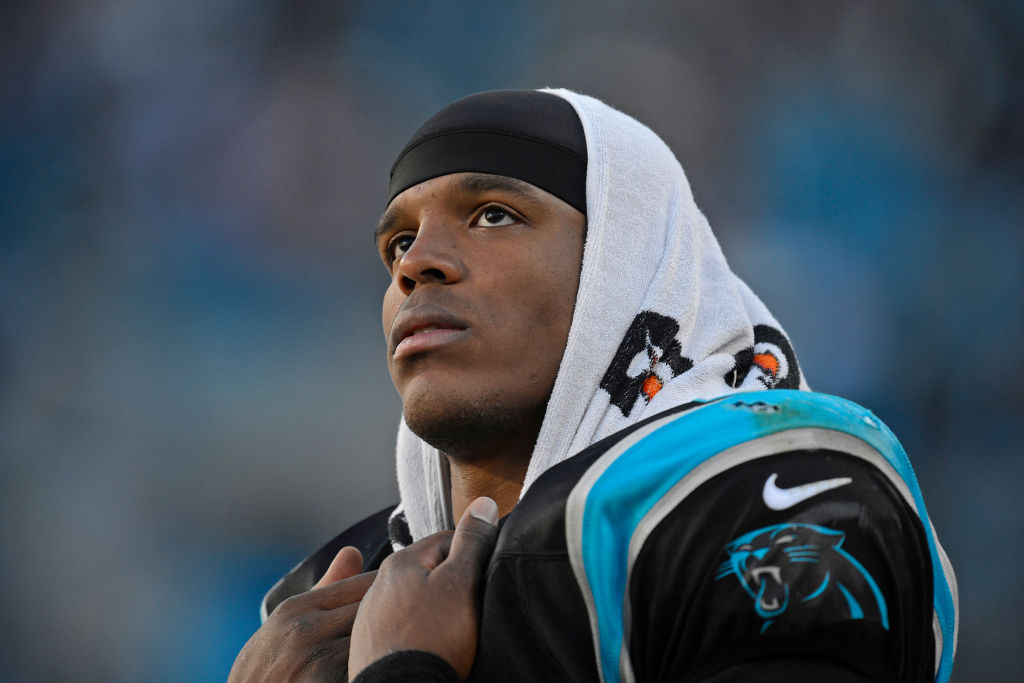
[394, 89, 808, 542]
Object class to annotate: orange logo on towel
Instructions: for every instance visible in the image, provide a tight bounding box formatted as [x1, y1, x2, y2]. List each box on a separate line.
[752, 352, 780, 379]
[722, 325, 802, 390]
[600, 311, 694, 417]
[642, 373, 663, 400]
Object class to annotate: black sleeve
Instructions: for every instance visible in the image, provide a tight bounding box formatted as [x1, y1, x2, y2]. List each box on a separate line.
[627, 449, 935, 683]
[351, 650, 460, 683]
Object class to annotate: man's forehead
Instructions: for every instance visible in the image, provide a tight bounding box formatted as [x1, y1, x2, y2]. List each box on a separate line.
[449, 173, 547, 199]
[393, 173, 546, 207]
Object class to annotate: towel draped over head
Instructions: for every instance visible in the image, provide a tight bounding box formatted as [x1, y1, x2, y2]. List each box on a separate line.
[391, 88, 808, 543]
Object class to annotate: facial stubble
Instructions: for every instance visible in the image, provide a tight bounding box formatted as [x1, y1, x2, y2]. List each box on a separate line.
[402, 382, 546, 463]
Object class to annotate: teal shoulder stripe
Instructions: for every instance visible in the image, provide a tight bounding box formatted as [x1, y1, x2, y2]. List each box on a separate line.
[566, 390, 957, 683]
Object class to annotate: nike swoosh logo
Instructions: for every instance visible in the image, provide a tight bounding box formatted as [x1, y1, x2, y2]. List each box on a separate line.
[762, 473, 852, 510]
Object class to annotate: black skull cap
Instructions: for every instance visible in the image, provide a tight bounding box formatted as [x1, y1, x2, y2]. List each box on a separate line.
[387, 90, 587, 214]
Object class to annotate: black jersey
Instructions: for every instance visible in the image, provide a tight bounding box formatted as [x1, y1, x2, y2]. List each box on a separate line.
[263, 390, 958, 682]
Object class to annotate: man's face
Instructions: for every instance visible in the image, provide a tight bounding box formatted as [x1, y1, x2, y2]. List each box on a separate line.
[376, 172, 585, 457]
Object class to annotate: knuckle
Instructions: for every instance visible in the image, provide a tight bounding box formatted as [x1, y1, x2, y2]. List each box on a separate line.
[458, 525, 493, 548]
[275, 592, 307, 617]
[284, 613, 319, 641]
[377, 552, 399, 574]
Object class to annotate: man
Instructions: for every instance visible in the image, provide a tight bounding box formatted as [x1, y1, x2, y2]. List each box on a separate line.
[230, 90, 958, 682]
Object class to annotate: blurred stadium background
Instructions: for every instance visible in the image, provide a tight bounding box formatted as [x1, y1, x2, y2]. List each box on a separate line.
[2, 1, 1021, 680]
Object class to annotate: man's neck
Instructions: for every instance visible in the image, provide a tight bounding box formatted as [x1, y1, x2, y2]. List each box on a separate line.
[447, 450, 530, 522]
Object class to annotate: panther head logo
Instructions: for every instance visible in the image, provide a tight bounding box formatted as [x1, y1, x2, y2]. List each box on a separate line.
[715, 523, 889, 633]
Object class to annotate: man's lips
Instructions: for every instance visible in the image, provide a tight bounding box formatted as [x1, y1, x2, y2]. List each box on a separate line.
[390, 307, 469, 360]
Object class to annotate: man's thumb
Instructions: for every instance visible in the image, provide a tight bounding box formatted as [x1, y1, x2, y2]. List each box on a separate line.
[446, 496, 499, 573]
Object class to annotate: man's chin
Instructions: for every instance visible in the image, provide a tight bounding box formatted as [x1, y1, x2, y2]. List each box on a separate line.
[402, 390, 515, 458]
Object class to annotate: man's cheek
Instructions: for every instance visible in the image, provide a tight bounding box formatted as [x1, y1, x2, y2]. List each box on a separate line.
[382, 285, 402, 338]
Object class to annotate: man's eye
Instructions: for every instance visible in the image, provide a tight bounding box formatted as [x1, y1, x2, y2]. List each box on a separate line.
[475, 207, 516, 227]
[388, 235, 414, 261]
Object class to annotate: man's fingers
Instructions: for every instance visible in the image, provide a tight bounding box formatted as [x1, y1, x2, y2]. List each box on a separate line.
[347, 503, 496, 682]
[313, 546, 364, 589]
[444, 496, 499, 575]
[274, 600, 362, 646]
[308, 569, 377, 609]
[383, 531, 454, 573]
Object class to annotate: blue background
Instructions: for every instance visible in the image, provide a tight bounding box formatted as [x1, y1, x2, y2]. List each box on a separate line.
[2, 1, 1021, 680]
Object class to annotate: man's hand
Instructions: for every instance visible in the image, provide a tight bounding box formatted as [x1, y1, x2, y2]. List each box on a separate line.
[228, 546, 374, 683]
[347, 496, 499, 681]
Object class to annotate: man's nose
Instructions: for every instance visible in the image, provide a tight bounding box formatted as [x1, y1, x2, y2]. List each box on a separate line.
[395, 220, 464, 295]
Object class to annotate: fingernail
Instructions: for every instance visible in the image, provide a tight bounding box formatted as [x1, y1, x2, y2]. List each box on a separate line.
[469, 496, 499, 526]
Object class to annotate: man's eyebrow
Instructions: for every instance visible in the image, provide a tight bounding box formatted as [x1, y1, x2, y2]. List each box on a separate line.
[455, 173, 544, 204]
[375, 173, 546, 243]
[374, 210, 399, 245]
